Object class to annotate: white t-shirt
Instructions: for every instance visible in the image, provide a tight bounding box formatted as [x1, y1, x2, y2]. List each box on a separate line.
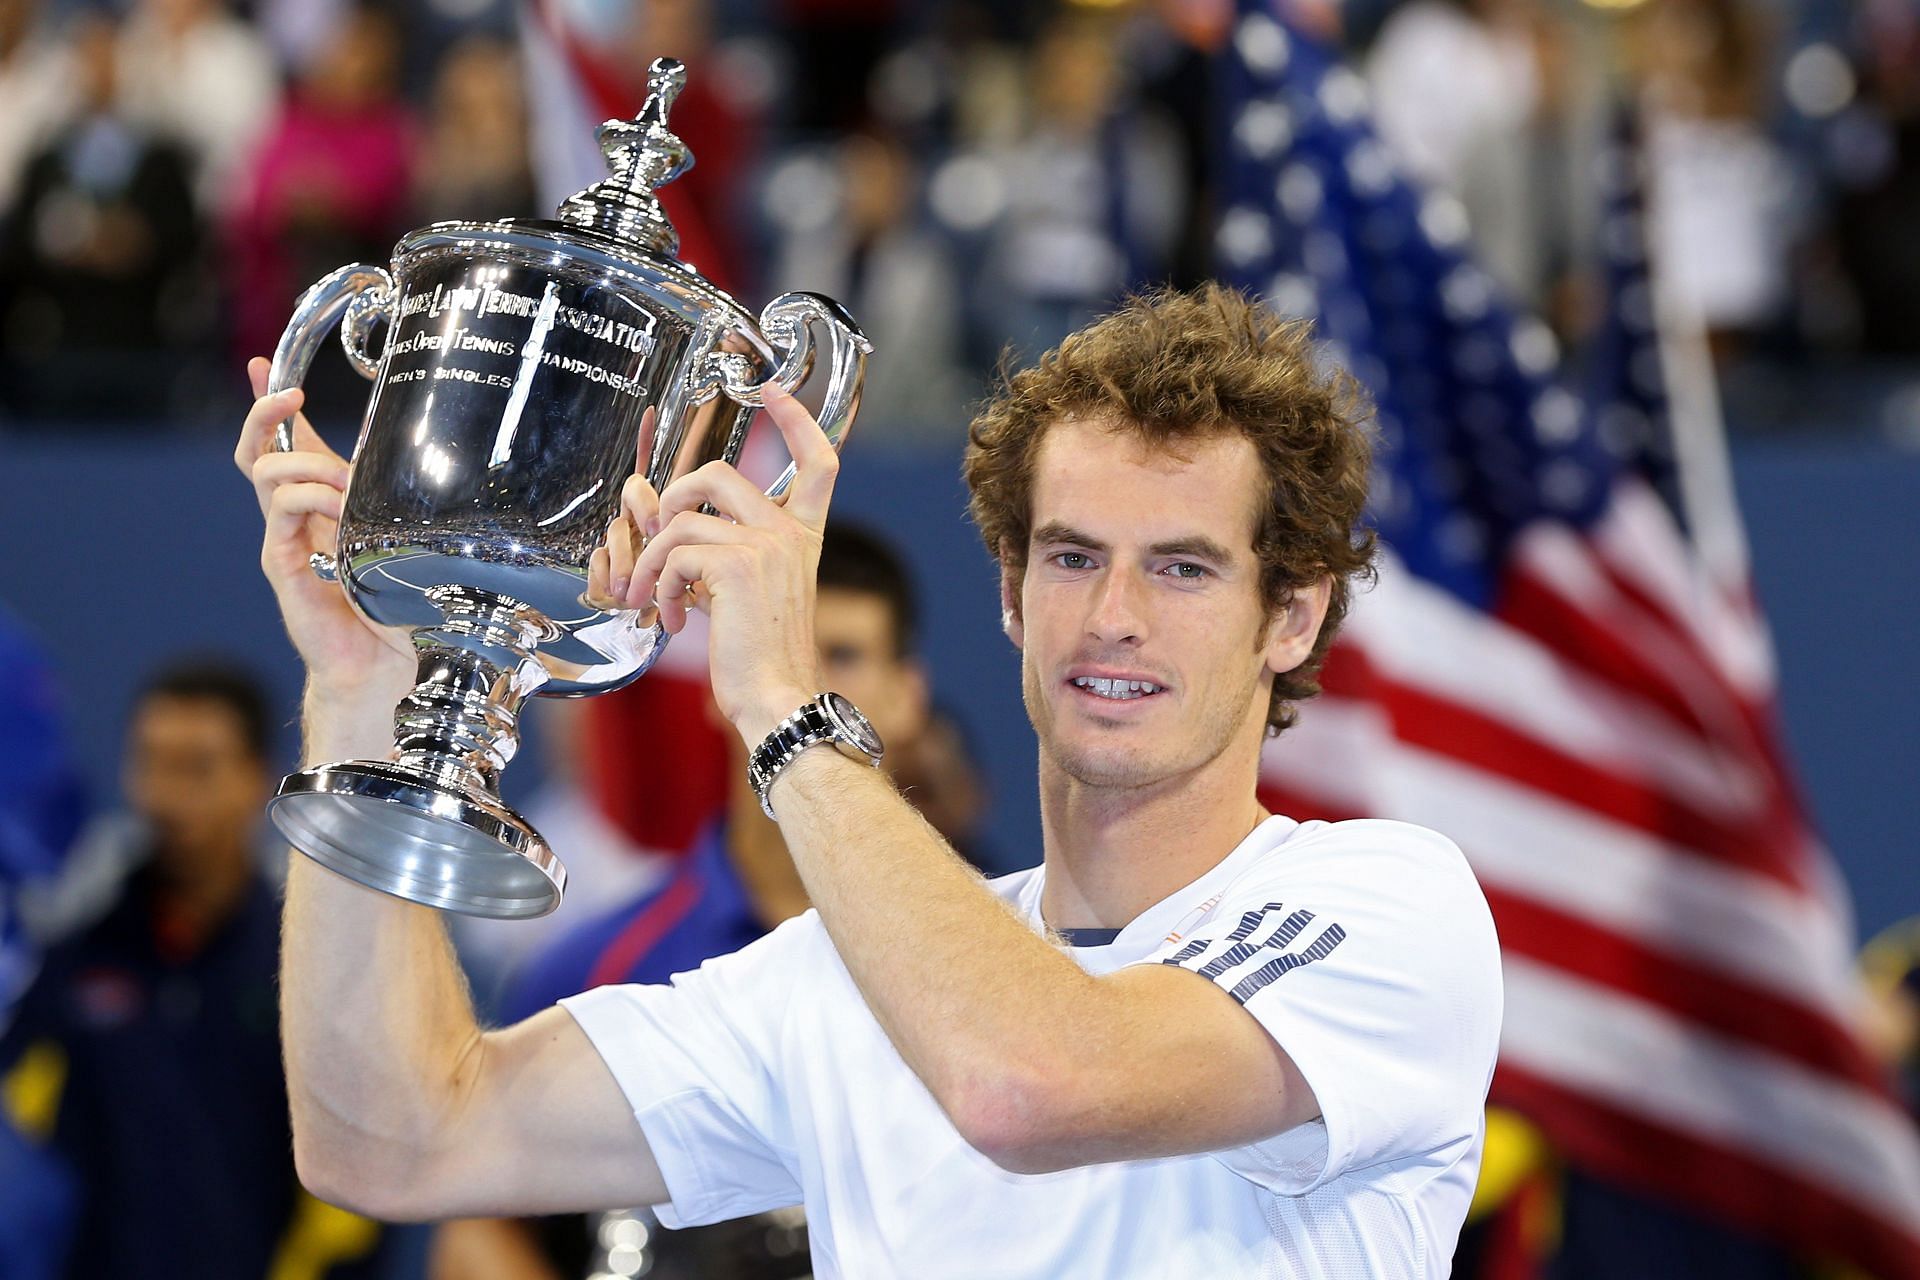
[563, 816, 1503, 1278]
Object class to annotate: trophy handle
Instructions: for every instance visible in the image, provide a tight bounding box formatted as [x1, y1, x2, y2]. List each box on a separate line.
[266, 262, 397, 581]
[712, 292, 871, 495]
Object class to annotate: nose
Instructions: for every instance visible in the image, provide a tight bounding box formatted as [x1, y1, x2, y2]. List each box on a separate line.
[1086, 565, 1148, 646]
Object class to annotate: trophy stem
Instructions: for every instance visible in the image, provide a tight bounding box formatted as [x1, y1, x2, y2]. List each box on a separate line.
[396, 586, 555, 794]
[266, 584, 570, 919]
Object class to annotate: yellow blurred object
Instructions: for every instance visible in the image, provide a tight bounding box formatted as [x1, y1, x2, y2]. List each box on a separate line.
[268, 1193, 381, 1280]
[1, 1041, 67, 1141]
[1580, 0, 1654, 10]
[1468, 1107, 1550, 1221]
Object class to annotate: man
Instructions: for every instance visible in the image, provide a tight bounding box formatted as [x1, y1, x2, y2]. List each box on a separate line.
[237, 284, 1501, 1277]
[435, 524, 936, 1279]
[0, 662, 384, 1278]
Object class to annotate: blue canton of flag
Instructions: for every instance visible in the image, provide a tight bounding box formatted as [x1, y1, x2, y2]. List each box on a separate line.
[1215, 1, 1638, 607]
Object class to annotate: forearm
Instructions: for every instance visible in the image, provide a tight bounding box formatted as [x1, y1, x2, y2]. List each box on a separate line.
[281, 685, 487, 1201]
[769, 751, 1109, 1143]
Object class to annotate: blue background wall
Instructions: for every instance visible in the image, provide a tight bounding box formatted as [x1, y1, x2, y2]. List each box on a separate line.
[1, 430, 1914, 939]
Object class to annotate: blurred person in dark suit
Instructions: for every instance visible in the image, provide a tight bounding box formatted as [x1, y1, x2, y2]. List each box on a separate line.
[0, 11, 205, 422]
[0, 661, 394, 1279]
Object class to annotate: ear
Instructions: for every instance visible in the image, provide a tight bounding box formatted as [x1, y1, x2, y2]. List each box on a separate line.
[999, 555, 1024, 649]
[1263, 576, 1333, 677]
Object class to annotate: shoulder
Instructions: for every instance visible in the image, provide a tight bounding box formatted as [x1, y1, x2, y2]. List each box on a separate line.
[1230, 818, 1499, 964]
[1264, 818, 1481, 895]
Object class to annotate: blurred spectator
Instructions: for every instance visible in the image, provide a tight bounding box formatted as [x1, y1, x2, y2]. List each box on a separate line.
[414, 33, 535, 223]
[0, 660, 391, 1278]
[432, 522, 957, 1280]
[975, 12, 1186, 359]
[0, 12, 206, 422]
[1624, 0, 1793, 358]
[226, 0, 416, 404]
[0, 0, 73, 214]
[1363, 0, 1604, 329]
[114, 0, 278, 215]
[765, 126, 968, 432]
[1829, 5, 1920, 357]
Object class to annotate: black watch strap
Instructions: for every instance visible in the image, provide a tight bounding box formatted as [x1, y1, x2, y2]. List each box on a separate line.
[747, 693, 883, 820]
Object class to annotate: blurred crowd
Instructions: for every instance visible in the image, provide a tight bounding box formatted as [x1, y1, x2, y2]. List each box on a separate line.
[0, 0, 1915, 433]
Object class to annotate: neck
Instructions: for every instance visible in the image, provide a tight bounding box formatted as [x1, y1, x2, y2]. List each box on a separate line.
[148, 839, 255, 940]
[1036, 727, 1269, 932]
[723, 781, 811, 929]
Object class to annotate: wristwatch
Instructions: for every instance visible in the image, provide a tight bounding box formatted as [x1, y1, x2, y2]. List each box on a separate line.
[747, 692, 885, 819]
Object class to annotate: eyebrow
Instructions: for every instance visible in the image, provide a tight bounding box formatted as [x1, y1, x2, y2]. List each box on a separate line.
[1032, 522, 1238, 566]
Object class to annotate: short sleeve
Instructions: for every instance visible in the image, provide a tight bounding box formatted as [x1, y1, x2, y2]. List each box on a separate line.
[561, 913, 821, 1227]
[1142, 821, 1502, 1196]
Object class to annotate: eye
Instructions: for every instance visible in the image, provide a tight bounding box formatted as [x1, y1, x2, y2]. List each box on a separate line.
[1053, 551, 1094, 570]
[1165, 562, 1209, 580]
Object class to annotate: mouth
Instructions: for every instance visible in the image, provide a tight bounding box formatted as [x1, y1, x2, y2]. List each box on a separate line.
[1068, 675, 1167, 704]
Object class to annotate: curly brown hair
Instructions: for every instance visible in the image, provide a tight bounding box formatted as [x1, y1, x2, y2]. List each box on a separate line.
[963, 284, 1378, 735]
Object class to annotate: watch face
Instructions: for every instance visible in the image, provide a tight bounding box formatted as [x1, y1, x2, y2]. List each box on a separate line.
[822, 692, 885, 759]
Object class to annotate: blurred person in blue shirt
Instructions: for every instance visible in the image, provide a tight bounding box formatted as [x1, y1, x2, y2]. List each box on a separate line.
[0, 659, 396, 1279]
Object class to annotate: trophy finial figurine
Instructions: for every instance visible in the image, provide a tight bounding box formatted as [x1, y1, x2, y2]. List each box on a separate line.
[560, 57, 697, 254]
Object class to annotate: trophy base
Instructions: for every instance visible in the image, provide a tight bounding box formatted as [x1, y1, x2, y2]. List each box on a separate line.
[269, 761, 566, 919]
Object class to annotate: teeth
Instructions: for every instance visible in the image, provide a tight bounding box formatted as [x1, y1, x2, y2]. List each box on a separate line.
[1072, 677, 1162, 700]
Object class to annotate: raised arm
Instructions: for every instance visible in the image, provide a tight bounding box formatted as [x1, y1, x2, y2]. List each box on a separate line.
[236, 361, 663, 1220]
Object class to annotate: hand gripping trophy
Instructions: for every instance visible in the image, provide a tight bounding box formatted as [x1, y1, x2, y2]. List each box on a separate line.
[262, 58, 869, 920]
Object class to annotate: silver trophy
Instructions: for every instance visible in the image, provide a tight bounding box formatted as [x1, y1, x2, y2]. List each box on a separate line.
[263, 58, 869, 919]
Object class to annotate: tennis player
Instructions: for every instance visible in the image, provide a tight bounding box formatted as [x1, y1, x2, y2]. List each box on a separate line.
[237, 284, 1501, 1278]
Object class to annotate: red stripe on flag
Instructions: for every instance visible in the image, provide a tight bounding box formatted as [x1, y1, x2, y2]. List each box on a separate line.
[1492, 1065, 1920, 1280]
[1319, 645, 1811, 895]
[1485, 886, 1893, 1098]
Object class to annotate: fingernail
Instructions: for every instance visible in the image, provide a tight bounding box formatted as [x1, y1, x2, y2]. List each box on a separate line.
[764, 381, 788, 400]
[611, 575, 629, 600]
[645, 516, 661, 538]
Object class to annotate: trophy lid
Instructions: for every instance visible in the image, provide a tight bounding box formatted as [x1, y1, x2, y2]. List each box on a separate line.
[555, 57, 696, 257]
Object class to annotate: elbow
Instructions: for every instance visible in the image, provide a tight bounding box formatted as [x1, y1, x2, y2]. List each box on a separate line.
[290, 1122, 438, 1222]
[945, 1063, 1088, 1176]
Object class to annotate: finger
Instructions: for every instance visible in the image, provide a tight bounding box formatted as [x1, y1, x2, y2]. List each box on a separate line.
[656, 460, 782, 531]
[584, 545, 615, 610]
[263, 481, 345, 549]
[760, 381, 840, 530]
[652, 542, 743, 633]
[248, 356, 270, 398]
[235, 385, 304, 472]
[633, 405, 657, 475]
[626, 511, 755, 611]
[619, 471, 661, 540]
[249, 450, 350, 516]
[606, 512, 638, 601]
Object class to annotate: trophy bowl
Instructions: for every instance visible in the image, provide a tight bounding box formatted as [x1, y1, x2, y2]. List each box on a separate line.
[263, 58, 869, 919]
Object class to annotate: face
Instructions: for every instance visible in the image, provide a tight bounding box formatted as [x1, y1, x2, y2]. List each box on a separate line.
[814, 588, 928, 759]
[124, 696, 269, 877]
[1006, 418, 1327, 792]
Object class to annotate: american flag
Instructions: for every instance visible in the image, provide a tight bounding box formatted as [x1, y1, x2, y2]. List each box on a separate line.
[1217, 2, 1920, 1274]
